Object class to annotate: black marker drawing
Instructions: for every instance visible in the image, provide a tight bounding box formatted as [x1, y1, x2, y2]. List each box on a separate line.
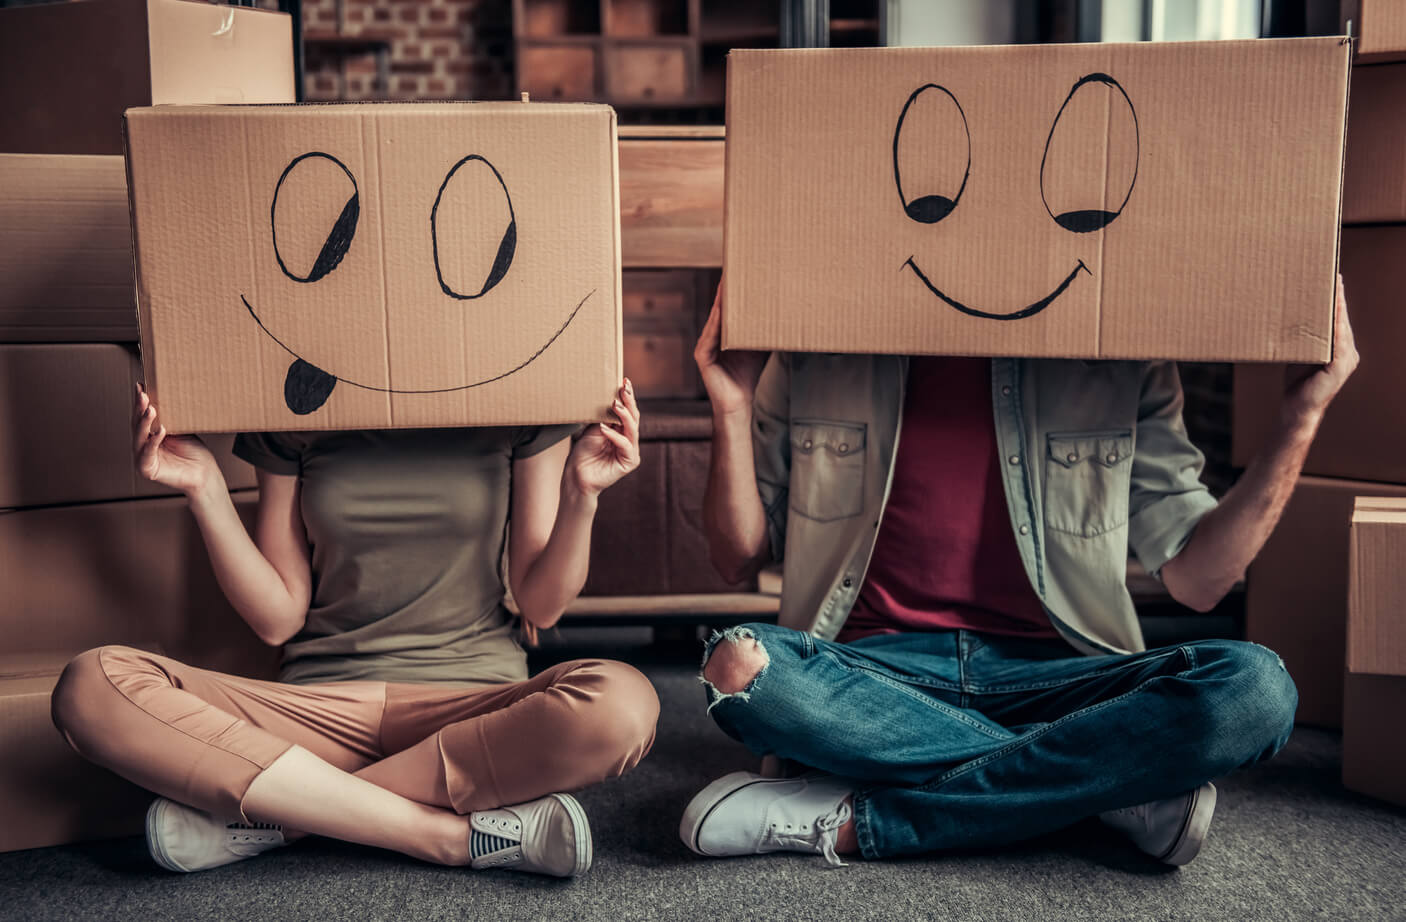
[432, 155, 517, 300]
[893, 84, 970, 224]
[897, 73, 1139, 321]
[246, 151, 592, 415]
[272, 152, 359, 284]
[1041, 73, 1139, 232]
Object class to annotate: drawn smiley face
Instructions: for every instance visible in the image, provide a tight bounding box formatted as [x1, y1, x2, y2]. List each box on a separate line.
[892, 73, 1139, 321]
[242, 151, 594, 415]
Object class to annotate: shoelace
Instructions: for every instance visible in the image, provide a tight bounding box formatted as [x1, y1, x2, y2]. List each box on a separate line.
[224, 820, 283, 849]
[765, 801, 854, 869]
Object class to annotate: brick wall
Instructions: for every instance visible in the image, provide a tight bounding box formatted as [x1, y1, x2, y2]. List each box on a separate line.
[302, 0, 516, 102]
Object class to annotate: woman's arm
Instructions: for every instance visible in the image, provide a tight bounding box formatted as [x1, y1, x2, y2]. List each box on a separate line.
[135, 386, 312, 646]
[509, 380, 641, 632]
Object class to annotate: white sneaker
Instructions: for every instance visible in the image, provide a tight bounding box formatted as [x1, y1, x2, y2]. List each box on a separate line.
[468, 793, 592, 877]
[680, 771, 854, 868]
[146, 797, 286, 873]
[1100, 782, 1217, 866]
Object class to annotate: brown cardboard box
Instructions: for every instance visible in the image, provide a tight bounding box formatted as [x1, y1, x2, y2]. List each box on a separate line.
[1344, 0, 1406, 62]
[0, 651, 154, 852]
[0, 0, 293, 156]
[721, 39, 1348, 362]
[0, 155, 137, 342]
[1233, 226, 1406, 484]
[1245, 476, 1406, 727]
[1341, 64, 1406, 224]
[1347, 496, 1406, 676]
[0, 344, 255, 509]
[1342, 672, 1406, 806]
[0, 492, 280, 680]
[125, 103, 623, 433]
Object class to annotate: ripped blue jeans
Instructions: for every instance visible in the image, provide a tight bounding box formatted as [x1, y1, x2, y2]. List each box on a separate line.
[700, 624, 1296, 859]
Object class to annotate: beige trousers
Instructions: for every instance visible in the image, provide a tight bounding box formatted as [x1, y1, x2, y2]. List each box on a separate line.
[51, 646, 659, 820]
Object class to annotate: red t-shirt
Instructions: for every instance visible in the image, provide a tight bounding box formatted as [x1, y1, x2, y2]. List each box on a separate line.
[837, 356, 1057, 643]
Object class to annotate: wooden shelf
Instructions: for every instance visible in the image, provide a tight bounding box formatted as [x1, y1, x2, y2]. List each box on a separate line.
[512, 34, 602, 46]
[513, 0, 881, 115]
[566, 593, 780, 617]
[619, 125, 724, 139]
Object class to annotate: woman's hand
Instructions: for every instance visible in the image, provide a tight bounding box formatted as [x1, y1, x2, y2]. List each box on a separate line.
[134, 384, 221, 498]
[567, 378, 641, 498]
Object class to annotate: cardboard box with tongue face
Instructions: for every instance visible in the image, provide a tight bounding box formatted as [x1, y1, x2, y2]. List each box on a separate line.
[721, 38, 1350, 363]
[124, 102, 623, 434]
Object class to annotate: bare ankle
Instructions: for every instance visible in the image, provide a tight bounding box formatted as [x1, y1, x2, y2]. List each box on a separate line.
[835, 795, 859, 855]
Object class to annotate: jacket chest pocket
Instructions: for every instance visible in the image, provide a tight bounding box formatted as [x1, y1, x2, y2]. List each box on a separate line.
[790, 419, 867, 522]
[1044, 430, 1133, 537]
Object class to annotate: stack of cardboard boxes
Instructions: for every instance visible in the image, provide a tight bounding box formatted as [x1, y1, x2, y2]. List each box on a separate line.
[1234, 3, 1406, 791]
[0, 0, 295, 852]
[1343, 497, 1406, 805]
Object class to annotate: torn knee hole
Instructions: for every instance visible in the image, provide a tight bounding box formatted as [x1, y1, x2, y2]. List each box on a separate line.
[700, 627, 770, 699]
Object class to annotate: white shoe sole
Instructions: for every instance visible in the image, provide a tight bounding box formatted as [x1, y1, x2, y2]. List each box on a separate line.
[1161, 782, 1217, 866]
[679, 771, 772, 857]
[549, 792, 593, 877]
[145, 798, 188, 873]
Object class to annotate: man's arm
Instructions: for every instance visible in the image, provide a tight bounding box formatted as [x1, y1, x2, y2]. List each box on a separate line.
[1160, 276, 1358, 612]
[694, 285, 776, 584]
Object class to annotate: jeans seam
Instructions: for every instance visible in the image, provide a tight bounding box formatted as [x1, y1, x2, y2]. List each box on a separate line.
[852, 788, 879, 859]
[962, 647, 1185, 695]
[918, 662, 1184, 791]
[839, 660, 1007, 740]
[820, 646, 962, 693]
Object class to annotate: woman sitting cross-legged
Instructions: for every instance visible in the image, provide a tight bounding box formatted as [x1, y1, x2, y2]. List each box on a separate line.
[51, 379, 658, 878]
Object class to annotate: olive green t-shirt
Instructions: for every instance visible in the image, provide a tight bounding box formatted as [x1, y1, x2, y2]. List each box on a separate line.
[233, 426, 574, 687]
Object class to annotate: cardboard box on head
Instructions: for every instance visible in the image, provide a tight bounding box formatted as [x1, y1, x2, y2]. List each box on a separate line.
[721, 38, 1350, 363]
[125, 102, 622, 434]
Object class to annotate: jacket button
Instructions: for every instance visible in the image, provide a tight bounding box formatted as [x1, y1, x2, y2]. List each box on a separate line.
[1066, 452, 1078, 463]
[1008, 454, 1020, 466]
[803, 439, 813, 450]
[1106, 452, 1119, 464]
[842, 577, 853, 588]
[1019, 524, 1030, 535]
[1001, 385, 1012, 397]
[838, 443, 848, 453]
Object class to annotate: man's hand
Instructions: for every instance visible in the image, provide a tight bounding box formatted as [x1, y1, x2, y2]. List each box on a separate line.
[1282, 274, 1358, 428]
[694, 281, 768, 419]
[1162, 274, 1358, 612]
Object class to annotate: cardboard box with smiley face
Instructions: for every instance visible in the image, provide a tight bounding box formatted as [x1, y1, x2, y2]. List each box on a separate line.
[124, 102, 622, 433]
[722, 38, 1350, 363]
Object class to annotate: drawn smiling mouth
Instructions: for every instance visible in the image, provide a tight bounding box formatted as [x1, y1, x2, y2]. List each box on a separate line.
[904, 258, 1090, 321]
[240, 289, 594, 413]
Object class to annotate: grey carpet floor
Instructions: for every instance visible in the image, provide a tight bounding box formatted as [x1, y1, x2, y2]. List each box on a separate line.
[2, 627, 1404, 922]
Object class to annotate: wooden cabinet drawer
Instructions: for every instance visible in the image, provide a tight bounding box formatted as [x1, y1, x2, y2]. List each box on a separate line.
[519, 45, 597, 100]
[622, 269, 696, 322]
[624, 329, 698, 399]
[607, 44, 689, 101]
[618, 131, 724, 267]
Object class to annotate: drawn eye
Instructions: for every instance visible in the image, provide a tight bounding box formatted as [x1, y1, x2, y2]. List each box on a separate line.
[271, 152, 359, 283]
[893, 84, 970, 225]
[1041, 73, 1139, 233]
[432, 155, 516, 300]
